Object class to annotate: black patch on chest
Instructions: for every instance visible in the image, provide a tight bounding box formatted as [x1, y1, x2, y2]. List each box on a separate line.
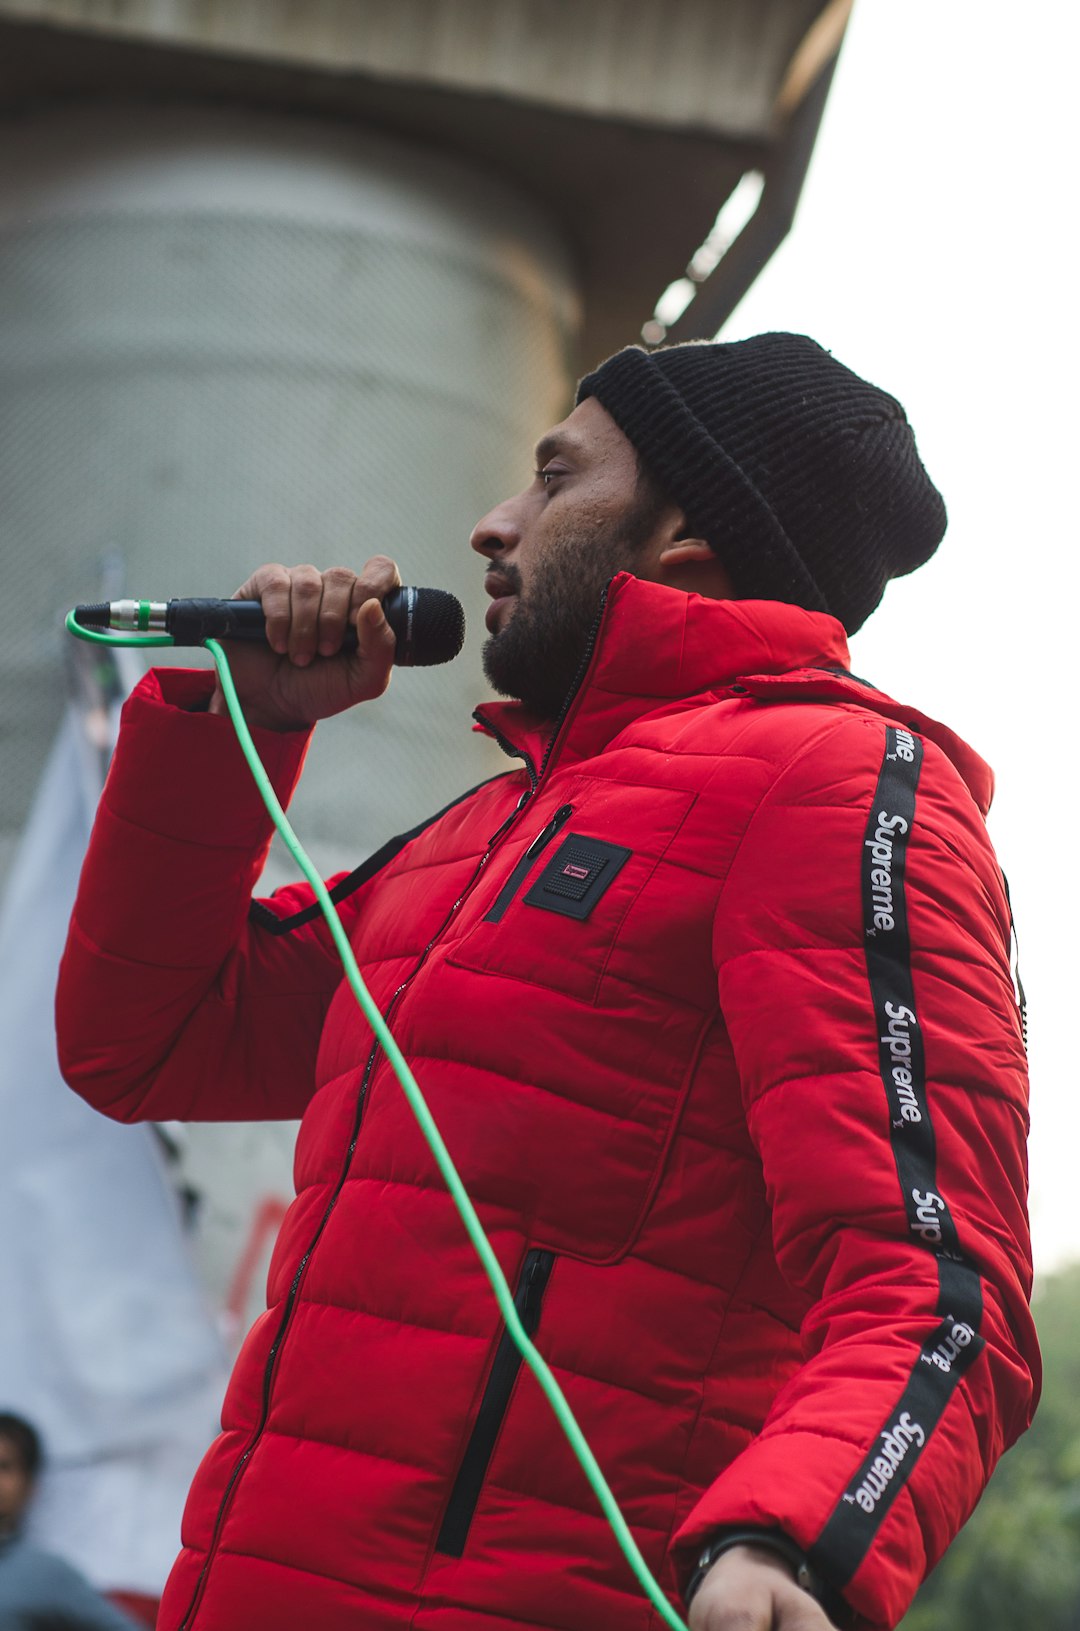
[523, 835, 631, 920]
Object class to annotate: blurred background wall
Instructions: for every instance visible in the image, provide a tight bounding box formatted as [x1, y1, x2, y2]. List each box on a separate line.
[0, 105, 578, 881]
[0, 0, 852, 1609]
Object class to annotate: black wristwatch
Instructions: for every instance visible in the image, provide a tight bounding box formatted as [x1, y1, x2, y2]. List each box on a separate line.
[683, 1527, 841, 1620]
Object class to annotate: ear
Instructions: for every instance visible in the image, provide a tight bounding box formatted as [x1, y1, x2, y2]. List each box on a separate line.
[655, 535, 737, 599]
[657, 537, 715, 569]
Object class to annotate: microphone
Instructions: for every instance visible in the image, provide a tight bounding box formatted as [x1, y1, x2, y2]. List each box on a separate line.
[72, 588, 465, 668]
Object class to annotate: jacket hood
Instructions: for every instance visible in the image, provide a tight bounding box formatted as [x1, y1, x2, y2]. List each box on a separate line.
[474, 574, 994, 813]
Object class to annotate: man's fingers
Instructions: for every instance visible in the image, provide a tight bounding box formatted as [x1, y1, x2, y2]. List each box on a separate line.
[771, 1591, 836, 1631]
[692, 1590, 831, 1631]
[233, 564, 292, 654]
[315, 566, 358, 657]
[205, 560, 406, 729]
[285, 564, 324, 667]
[349, 555, 403, 631]
[230, 559, 403, 667]
[688, 1586, 770, 1631]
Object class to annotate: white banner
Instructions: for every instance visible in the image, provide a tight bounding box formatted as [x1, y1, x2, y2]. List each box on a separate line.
[0, 671, 228, 1595]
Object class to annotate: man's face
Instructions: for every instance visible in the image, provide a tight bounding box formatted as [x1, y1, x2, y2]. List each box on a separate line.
[470, 397, 673, 718]
[0, 1437, 33, 1534]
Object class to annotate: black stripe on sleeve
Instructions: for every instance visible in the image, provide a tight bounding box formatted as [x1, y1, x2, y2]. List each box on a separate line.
[248, 773, 511, 937]
[810, 725, 985, 1588]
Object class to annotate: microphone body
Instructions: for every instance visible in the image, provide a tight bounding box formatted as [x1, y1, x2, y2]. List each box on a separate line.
[73, 589, 465, 668]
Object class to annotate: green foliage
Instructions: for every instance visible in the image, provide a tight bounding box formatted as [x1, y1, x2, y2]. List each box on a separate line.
[898, 1263, 1080, 1631]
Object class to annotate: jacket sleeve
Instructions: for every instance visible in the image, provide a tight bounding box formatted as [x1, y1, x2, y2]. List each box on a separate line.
[672, 708, 1038, 1631]
[56, 667, 354, 1124]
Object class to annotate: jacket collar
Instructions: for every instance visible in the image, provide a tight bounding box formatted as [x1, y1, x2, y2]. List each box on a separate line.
[473, 573, 851, 778]
[474, 574, 996, 813]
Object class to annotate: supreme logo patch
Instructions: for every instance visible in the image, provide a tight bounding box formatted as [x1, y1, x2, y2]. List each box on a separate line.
[523, 835, 631, 920]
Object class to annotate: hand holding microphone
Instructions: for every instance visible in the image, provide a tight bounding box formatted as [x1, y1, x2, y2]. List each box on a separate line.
[74, 560, 463, 733]
[212, 559, 462, 731]
[205, 559, 399, 732]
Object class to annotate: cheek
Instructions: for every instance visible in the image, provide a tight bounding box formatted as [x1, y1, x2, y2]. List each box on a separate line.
[520, 503, 625, 610]
[526, 535, 582, 608]
[515, 526, 562, 602]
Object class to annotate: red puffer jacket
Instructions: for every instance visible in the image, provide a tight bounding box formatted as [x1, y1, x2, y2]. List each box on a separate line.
[57, 577, 1037, 1631]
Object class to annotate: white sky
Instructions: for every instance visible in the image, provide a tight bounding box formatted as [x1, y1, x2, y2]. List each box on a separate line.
[720, 1, 1078, 1272]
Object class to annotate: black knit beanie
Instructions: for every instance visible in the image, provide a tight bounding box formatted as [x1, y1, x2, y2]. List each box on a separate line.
[575, 333, 946, 635]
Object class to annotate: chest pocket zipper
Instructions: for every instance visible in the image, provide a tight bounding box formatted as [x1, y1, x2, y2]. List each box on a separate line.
[435, 1248, 556, 1557]
[484, 805, 573, 923]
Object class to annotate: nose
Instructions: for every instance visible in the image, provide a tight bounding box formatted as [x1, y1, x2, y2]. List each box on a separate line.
[470, 496, 522, 560]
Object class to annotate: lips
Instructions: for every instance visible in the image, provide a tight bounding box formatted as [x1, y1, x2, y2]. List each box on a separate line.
[484, 595, 515, 634]
[484, 573, 518, 634]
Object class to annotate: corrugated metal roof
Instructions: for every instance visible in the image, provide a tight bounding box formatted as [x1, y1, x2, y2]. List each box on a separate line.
[0, 0, 826, 136]
[0, 0, 852, 362]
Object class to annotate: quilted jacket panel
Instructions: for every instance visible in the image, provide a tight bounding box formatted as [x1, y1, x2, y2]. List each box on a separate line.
[57, 578, 1038, 1631]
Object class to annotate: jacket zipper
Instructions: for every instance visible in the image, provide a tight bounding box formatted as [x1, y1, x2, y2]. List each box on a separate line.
[472, 580, 611, 794]
[484, 804, 573, 922]
[177, 781, 540, 1628]
[434, 1248, 556, 1558]
[177, 994, 400, 1629]
[428, 604, 610, 1559]
[537, 586, 610, 779]
[182, 591, 611, 1623]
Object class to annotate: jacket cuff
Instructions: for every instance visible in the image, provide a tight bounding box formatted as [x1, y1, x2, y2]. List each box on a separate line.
[105, 668, 312, 849]
[684, 1527, 851, 1627]
[672, 1429, 897, 1630]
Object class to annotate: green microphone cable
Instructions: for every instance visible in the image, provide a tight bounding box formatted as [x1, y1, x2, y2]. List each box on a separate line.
[65, 609, 691, 1631]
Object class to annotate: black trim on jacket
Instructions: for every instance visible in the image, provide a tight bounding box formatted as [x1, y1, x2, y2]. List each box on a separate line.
[248, 774, 512, 937]
[811, 726, 985, 1587]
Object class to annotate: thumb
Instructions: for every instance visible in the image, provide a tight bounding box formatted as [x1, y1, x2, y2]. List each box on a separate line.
[353, 596, 397, 696]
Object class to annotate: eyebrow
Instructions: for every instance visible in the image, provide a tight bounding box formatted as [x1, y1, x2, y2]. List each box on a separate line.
[533, 431, 586, 467]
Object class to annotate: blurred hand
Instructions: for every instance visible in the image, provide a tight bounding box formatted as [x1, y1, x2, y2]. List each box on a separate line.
[207, 558, 401, 731]
[687, 1546, 836, 1631]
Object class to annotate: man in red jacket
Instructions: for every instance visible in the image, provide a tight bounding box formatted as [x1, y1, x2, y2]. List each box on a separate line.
[58, 335, 1037, 1631]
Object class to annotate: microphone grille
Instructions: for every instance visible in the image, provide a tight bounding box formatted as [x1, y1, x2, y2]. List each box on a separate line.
[391, 587, 466, 667]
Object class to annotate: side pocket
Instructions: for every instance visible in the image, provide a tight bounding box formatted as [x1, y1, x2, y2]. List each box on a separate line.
[434, 1248, 556, 1557]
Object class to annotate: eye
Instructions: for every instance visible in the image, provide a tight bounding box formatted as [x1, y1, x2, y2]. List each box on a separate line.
[536, 466, 564, 489]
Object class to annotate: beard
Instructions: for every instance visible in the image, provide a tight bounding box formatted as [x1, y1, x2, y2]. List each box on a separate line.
[481, 498, 661, 718]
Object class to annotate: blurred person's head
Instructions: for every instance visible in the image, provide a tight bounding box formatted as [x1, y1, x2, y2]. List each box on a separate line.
[0, 1413, 41, 1535]
[472, 332, 945, 716]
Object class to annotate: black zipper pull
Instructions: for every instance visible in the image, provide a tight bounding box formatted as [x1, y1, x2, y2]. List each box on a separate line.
[519, 1250, 554, 1336]
[487, 787, 533, 848]
[484, 806, 573, 925]
[522, 804, 573, 862]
